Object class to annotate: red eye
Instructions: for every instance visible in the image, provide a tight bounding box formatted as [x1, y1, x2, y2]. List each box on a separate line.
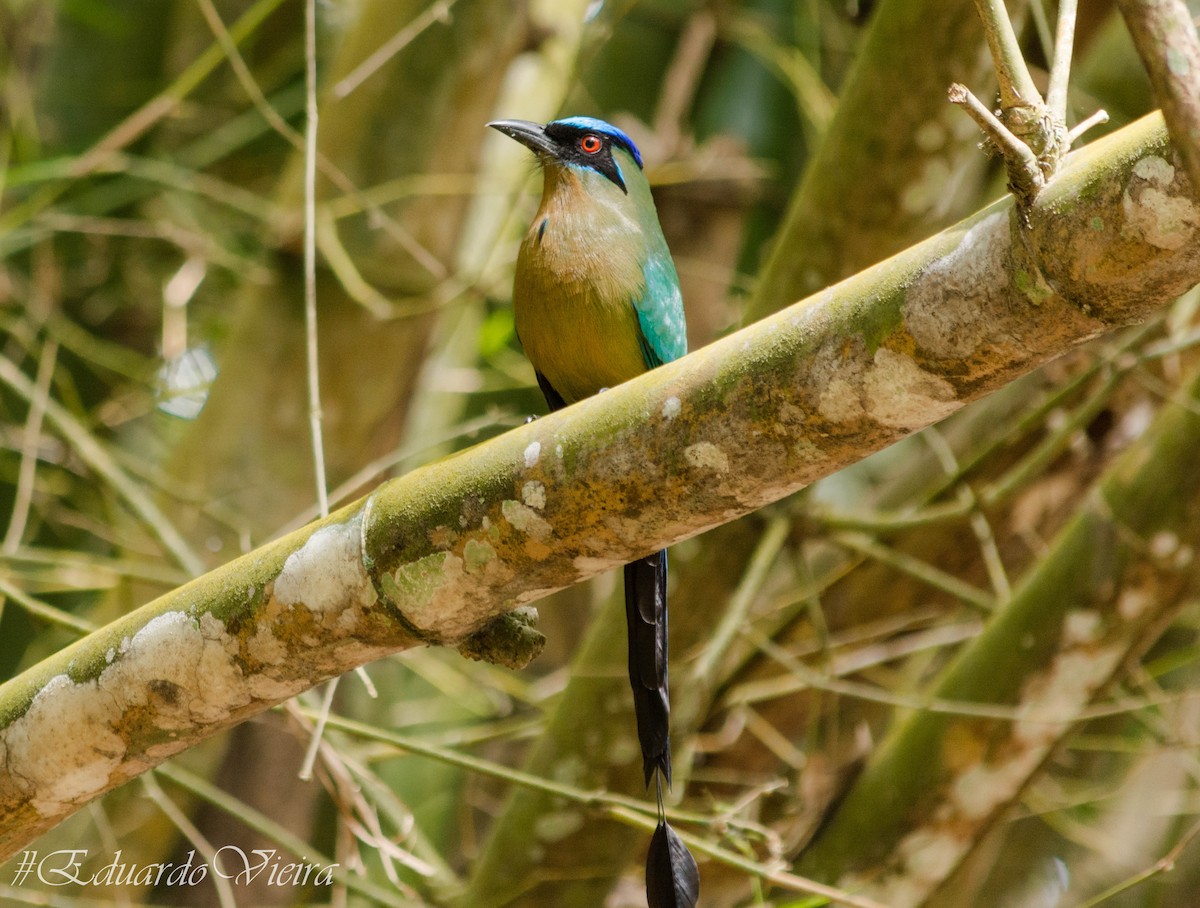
[579, 134, 602, 154]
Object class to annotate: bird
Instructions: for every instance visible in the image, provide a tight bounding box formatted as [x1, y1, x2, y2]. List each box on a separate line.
[489, 115, 698, 908]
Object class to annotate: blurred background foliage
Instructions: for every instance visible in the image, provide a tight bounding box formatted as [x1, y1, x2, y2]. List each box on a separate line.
[1, 0, 1199, 906]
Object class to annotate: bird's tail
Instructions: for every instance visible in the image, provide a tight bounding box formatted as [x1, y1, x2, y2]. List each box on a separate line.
[625, 551, 699, 908]
[624, 551, 671, 786]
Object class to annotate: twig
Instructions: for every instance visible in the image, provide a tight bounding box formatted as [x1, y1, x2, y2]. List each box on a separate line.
[156, 763, 411, 908]
[140, 774, 238, 908]
[980, 367, 1127, 508]
[0, 576, 95, 635]
[735, 625, 1200, 725]
[3, 338, 57, 553]
[688, 514, 790, 685]
[302, 0, 328, 523]
[1076, 816, 1200, 907]
[1046, 0, 1078, 120]
[922, 428, 1012, 602]
[973, 0, 1042, 108]
[67, 0, 289, 178]
[948, 82, 1044, 195]
[298, 0, 334, 785]
[1068, 108, 1111, 144]
[194, 0, 448, 281]
[833, 530, 997, 612]
[333, 0, 458, 98]
[606, 802, 892, 908]
[300, 709, 889, 908]
[957, 0, 1100, 197]
[0, 357, 205, 576]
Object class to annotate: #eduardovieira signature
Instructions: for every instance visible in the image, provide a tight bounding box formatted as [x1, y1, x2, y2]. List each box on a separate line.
[10, 847, 338, 888]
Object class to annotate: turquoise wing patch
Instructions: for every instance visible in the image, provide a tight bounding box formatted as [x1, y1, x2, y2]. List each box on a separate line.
[634, 252, 687, 369]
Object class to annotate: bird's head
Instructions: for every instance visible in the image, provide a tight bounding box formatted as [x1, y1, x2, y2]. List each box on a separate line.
[487, 115, 645, 195]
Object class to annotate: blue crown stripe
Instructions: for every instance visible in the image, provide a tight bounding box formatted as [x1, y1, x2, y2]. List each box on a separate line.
[549, 116, 644, 169]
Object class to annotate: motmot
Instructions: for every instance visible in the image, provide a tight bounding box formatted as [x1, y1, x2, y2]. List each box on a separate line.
[489, 116, 698, 908]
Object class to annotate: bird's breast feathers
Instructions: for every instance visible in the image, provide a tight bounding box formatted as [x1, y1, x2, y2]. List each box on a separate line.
[512, 169, 657, 403]
[512, 161, 685, 404]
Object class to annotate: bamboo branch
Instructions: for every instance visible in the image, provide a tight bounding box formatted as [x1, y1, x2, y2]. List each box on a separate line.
[1, 112, 1198, 862]
[973, 0, 1043, 109]
[1117, 0, 1200, 192]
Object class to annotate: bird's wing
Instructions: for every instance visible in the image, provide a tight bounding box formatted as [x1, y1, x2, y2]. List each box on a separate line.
[633, 251, 687, 369]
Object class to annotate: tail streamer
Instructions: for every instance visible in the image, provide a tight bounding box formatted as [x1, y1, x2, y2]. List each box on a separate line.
[625, 551, 699, 907]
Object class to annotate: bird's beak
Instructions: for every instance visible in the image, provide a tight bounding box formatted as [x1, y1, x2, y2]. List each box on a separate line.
[487, 119, 557, 158]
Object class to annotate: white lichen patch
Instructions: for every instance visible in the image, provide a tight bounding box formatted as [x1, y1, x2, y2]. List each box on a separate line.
[463, 538, 497, 573]
[524, 440, 541, 468]
[904, 211, 1007, 357]
[274, 516, 376, 613]
[384, 539, 518, 638]
[1123, 156, 1200, 251]
[839, 829, 967, 908]
[1062, 609, 1104, 646]
[1150, 531, 1180, 559]
[1013, 646, 1124, 747]
[683, 441, 730, 473]
[573, 555, 622, 576]
[3, 674, 126, 815]
[521, 480, 546, 510]
[950, 750, 1042, 821]
[864, 348, 961, 429]
[502, 499, 553, 541]
[385, 552, 453, 613]
[1134, 155, 1175, 185]
[103, 612, 251, 728]
[662, 395, 681, 420]
[818, 376, 866, 423]
[384, 550, 474, 633]
[246, 674, 310, 701]
[1, 610, 259, 817]
[1118, 586, 1153, 622]
[896, 828, 965, 884]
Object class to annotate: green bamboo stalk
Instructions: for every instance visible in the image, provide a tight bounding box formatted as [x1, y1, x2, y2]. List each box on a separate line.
[1117, 0, 1200, 191]
[748, 0, 1011, 318]
[797, 360, 1200, 906]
